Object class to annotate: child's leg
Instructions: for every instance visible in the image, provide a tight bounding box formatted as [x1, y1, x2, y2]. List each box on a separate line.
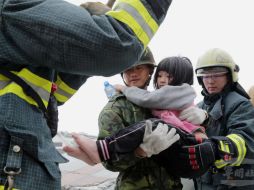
[64, 119, 175, 164]
[97, 118, 180, 161]
[63, 121, 147, 164]
[97, 120, 147, 161]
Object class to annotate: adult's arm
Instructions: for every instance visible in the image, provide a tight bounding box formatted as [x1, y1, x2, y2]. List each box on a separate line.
[223, 100, 254, 165]
[177, 98, 254, 176]
[0, 0, 173, 76]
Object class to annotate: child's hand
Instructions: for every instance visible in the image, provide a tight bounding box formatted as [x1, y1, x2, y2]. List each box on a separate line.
[114, 84, 126, 92]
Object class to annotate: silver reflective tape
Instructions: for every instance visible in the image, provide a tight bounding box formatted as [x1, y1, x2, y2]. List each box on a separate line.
[115, 2, 154, 39]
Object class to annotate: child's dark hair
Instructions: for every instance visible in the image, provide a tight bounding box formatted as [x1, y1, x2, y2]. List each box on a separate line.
[153, 56, 193, 89]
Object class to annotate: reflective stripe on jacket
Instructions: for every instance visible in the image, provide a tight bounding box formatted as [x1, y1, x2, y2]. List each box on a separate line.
[197, 91, 254, 188]
[0, 68, 82, 108]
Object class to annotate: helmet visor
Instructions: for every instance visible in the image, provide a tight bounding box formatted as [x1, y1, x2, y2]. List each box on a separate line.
[196, 66, 228, 76]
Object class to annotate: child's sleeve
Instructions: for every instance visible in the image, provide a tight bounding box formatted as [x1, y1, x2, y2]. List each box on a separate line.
[122, 84, 196, 110]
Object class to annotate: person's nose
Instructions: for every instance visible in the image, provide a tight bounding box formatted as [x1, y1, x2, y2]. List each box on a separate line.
[159, 77, 167, 84]
[129, 70, 138, 77]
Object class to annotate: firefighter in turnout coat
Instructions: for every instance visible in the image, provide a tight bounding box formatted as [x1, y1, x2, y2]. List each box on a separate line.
[179, 48, 254, 190]
[0, 0, 173, 189]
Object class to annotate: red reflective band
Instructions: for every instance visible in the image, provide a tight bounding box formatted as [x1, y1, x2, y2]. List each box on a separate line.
[189, 154, 196, 160]
[190, 160, 198, 165]
[192, 165, 200, 170]
[188, 147, 196, 154]
[51, 83, 58, 93]
[223, 154, 232, 162]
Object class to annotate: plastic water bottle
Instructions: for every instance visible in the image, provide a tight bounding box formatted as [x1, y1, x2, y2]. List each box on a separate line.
[104, 81, 116, 99]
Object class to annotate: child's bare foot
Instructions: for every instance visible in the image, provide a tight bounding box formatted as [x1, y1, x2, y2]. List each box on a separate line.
[71, 133, 101, 164]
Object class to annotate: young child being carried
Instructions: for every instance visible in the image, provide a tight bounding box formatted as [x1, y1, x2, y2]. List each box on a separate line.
[64, 56, 207, 167]
[115, 56, 207, 139]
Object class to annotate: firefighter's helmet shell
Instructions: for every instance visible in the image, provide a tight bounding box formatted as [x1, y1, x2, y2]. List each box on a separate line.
[196, 48, 239, 82]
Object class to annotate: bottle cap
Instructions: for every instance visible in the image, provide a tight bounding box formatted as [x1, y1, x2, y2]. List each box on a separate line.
[104, 81, 109, 86]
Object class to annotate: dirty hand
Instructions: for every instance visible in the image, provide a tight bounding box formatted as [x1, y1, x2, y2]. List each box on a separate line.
[140, 120, 180, 157]
[80, 2, 111, 15]
[63, 133, 101, 165]
[114, 84, 126, 92]
[179, 107, 208, 125]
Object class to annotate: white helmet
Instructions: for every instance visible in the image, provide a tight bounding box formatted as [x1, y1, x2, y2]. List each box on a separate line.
[196, 48, 239, 82]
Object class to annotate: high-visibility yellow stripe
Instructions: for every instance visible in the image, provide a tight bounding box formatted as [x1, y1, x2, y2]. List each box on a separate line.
[107, 10, 149, 46]
[0, 68, 52, 108]
[54, 93, 68, 103]
[215, 159, 228, 169]
[219, 141, 230, 153]
[0, 82, 48, 107]
[215, 140, 232, 168]
[55, 76, 76, 103]
[0, 185, 18, 190]
[114, 3, 154, 39]
[227, 134, 246, 166]
[107, 0, 158, 47]
[56, 76, 76, 95]
[15, 69, 51, 105]
[17, 69, 51, 93]
[0, 74, 9, 80]
[117, 0, 158, 33]
[215, 143, 230, 168]
[215, 135, 246, 169]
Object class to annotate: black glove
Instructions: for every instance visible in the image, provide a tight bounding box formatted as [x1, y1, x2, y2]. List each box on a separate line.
[152, 134, 212, 178]
[177, 138, 218, 177]
[174, 136, 239, 178]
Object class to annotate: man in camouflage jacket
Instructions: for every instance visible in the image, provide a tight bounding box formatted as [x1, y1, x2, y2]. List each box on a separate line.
[98, 49, 182, 190]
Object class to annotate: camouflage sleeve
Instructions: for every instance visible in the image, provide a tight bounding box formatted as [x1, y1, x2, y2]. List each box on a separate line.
[98, 106, 142, 172]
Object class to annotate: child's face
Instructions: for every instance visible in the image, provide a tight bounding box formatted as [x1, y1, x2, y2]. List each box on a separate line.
[156, 71, 173, 88]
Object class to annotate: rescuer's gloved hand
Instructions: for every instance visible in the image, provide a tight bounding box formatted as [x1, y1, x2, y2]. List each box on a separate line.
[178, 138, 217, 176]
[80, 2, 111, 15]
[140, 120, 180, 157]
[179, 107, 208, 125]
[178, 134, 246, 177]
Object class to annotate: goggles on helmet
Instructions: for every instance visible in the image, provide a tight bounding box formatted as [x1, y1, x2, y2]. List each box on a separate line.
[199, 71, 228, 81]
[196, 67, 228, 81]
[196, 66, 228, 75]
